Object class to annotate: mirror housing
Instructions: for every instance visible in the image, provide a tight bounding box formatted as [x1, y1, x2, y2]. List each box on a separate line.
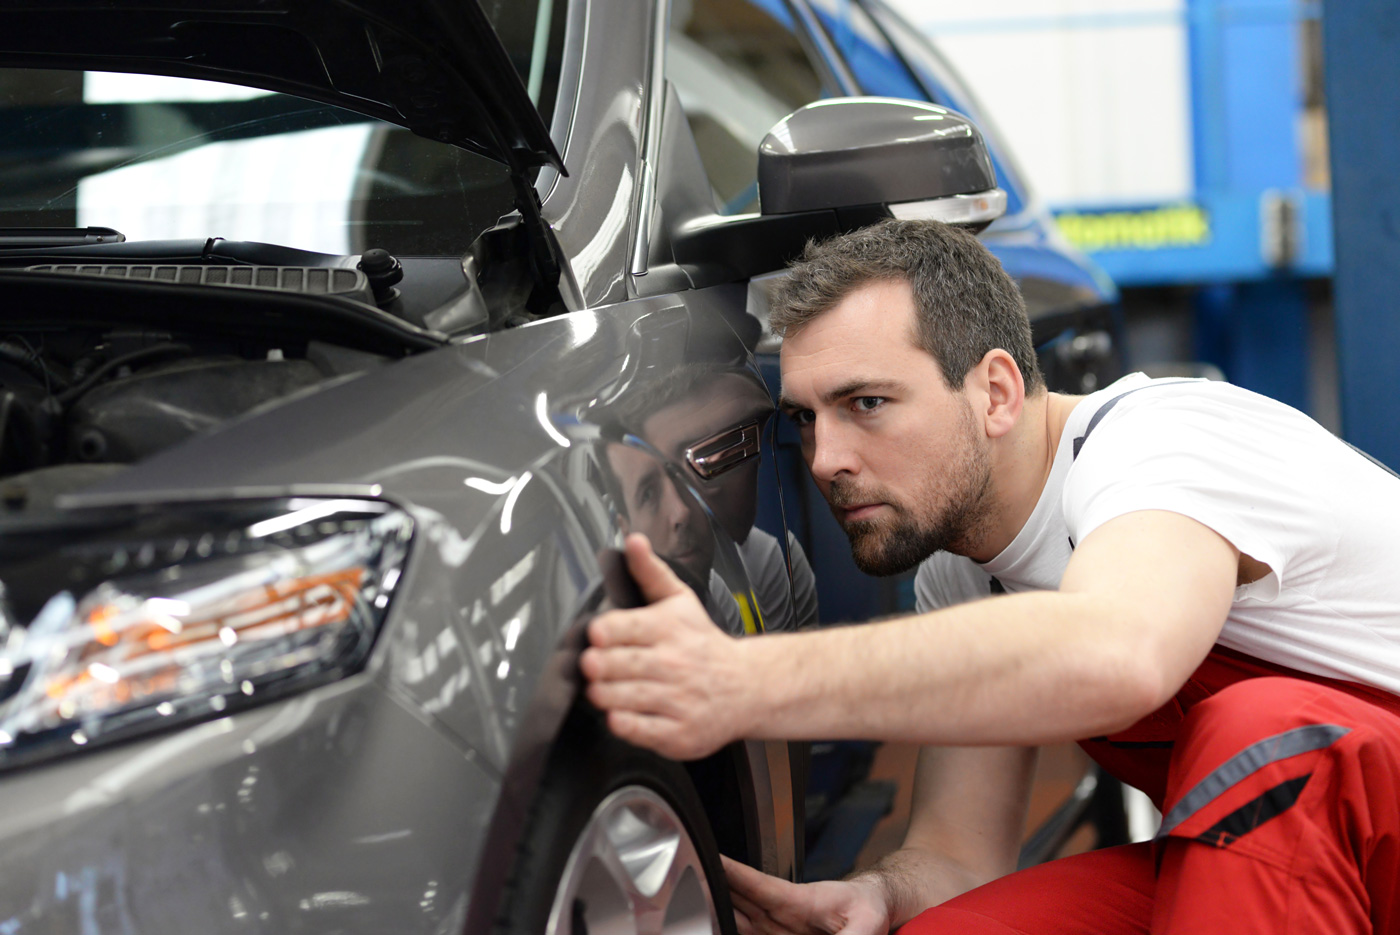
[759, 97, 1005, 229]
[661, 99, 1007, 291]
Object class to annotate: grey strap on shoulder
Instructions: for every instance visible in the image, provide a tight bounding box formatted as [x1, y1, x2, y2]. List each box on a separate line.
[1072, 379, 1400, 480]
[1072, 380, 1196, 461]
[1344, 440, 1400, 479]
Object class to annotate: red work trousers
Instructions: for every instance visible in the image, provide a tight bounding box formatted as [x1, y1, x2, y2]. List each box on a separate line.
[903, 648, 1400, 934]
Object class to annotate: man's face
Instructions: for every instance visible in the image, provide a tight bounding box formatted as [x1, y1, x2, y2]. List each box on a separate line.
[778, 278, 993, 575]
[641, 373, 770, 545]
[606, 441, 715, 583]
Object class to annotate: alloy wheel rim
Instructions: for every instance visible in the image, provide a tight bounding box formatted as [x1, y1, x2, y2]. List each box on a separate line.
[545, 784, 722, 935]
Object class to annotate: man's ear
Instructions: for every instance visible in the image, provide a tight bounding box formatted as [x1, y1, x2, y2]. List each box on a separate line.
[978, 349, 1025, 439]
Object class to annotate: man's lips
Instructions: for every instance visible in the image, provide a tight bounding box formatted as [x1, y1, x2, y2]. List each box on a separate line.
[669, 546, 701, 565]
[840, 503, 886, 523]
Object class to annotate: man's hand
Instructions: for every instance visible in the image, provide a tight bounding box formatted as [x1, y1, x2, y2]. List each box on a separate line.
[581, 534, 755, 760]
[723, 857, 891, 935]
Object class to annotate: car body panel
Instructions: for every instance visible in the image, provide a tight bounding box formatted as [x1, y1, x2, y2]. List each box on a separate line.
[538, 0, 651, 307]
[0, 280, 799, 928]
[0, 676, 500, 935]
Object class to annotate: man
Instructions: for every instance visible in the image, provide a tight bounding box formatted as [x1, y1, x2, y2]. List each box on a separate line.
[603, 361, 818, 633]
[580, 219, 1400, 933]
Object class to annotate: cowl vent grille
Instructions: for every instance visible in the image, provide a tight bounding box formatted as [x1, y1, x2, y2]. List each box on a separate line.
[26, 264, 374, 305]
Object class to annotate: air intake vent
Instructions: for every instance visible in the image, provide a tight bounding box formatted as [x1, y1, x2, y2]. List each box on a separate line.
[27, 264, 374, 305]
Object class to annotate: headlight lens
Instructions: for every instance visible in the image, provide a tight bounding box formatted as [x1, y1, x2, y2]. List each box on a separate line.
[0, 498, 411, 770]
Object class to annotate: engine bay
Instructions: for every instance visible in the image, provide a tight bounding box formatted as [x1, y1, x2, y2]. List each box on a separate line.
[0, 320, 392, 511]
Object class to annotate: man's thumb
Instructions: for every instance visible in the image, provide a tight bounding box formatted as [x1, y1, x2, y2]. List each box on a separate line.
[624, 533, 689, 603]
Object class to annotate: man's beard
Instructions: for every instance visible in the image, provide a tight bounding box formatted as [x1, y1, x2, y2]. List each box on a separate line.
[827, 403, 994, 576]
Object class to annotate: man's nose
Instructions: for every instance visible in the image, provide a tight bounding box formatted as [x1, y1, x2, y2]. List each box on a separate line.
[662, 483, 693, 530]
[807, 416, 861, 482]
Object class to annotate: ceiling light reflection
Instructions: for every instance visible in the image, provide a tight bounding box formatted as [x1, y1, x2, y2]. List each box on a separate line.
[499, 473, 534, 535]
[464, 476, 516, 495]
[535, 393, 572, 448]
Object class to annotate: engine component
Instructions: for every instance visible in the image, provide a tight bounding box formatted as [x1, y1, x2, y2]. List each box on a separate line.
[66, 358, 330, 463]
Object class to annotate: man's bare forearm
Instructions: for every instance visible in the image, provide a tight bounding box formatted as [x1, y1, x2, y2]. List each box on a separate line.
[583, 511, 1234, 760]
[850, 845, 1000, 929]
[736, 590, 1165, 747]
[717, 510, 1238, 750]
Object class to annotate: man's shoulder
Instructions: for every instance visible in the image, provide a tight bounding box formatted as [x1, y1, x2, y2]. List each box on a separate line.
[913, 552, 993, 613]
[1063, 374, 1322, 477]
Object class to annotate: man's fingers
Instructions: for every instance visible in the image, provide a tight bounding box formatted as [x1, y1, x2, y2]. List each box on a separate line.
[588, 607, 664, 649]
[730, 895, 765, 935]
[722, 855, 798, 907]
[605, 709, 710, 759]
[624, 533, 690, 603]
[728, 887, 768, 924]
[585, 678, 684, 718]
[604, 708, 676, 744]
[579, 645, 656, 682]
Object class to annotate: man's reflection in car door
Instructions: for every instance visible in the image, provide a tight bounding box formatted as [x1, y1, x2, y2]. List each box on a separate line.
[601, 362, 816, 635]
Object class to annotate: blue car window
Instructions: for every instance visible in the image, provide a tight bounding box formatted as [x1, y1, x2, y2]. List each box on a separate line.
[852, 0, 1029, 217]
[667, 0, 825, 215]
[807, 0, 923, 101]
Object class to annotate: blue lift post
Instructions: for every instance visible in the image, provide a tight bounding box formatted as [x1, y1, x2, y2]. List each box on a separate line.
[1321, 1, 1400, 470]
[1187, 0, 1310, 414]
[1053, 0, 1330, 417]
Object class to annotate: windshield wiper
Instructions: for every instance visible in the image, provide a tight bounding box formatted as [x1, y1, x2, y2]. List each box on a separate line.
[0, 227, 125, 249]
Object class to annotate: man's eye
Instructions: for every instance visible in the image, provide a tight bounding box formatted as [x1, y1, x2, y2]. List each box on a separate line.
[853, 397, 885, 412]
[788, 410, 815, 428]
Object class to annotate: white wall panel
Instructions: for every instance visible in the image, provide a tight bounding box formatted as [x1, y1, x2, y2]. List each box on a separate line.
[888, 0, 1193, 206]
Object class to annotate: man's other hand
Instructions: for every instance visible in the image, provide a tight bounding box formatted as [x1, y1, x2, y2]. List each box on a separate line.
[582, 534, 753, 760]
[724, 857, 891, 935]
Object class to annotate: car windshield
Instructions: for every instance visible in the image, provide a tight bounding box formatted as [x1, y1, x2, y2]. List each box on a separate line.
[0, 2, 567, 258]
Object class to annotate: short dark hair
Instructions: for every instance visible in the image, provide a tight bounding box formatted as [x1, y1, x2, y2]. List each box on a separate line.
[768, 219, 1044, 393]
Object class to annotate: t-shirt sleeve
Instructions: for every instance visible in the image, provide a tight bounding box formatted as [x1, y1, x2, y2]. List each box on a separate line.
[914, 552, 993, 614]
[1062, 394, 1309, 595]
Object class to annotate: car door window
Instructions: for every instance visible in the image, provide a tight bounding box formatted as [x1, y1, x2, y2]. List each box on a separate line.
[824, 0, 1029, 217]
[667, 0, 826, 214]
[807, 0, 923, 101]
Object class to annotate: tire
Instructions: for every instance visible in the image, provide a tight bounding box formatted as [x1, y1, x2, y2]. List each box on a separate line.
[495, 705, 740, 935]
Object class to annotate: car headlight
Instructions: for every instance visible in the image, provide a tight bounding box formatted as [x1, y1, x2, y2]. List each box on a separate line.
[0, 497, 411, 771]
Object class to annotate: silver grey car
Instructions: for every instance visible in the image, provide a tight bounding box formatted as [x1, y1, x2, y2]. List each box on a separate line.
[0, 1, 1008, 932]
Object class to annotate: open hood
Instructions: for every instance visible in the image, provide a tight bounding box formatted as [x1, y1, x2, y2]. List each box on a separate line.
[0, 0, 563, 172]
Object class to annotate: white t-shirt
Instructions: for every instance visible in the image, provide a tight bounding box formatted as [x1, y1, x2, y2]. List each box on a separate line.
[711, 529, 819, 633]
[750, 529, 819, 631]
[915, 373, 1400, 695]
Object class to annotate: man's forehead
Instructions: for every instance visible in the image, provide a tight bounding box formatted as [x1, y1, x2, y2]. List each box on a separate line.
[783, 282, 919, 355]
[777, 294, 933, 402]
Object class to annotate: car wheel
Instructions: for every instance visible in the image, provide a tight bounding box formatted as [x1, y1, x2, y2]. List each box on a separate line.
[496, 708, 739, 935]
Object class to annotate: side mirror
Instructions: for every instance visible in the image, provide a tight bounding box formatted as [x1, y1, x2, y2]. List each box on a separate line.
[759, 97, 1005, 230]
[665, 99, 1006, 289]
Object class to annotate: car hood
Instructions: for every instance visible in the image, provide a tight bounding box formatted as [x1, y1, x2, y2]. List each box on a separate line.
[0, 0, 562, 172]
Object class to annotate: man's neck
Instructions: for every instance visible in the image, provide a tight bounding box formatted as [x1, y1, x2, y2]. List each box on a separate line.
[967, 391, 1081, 562]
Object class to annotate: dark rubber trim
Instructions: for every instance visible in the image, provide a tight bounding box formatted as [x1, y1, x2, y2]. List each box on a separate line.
[1157, 724, 1349, 837]
[1195, 774, 1312, 847]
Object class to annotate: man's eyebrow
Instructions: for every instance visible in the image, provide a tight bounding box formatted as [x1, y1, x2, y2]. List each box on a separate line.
[777, 393, 804, 413]
[779, 379, 906, 412]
